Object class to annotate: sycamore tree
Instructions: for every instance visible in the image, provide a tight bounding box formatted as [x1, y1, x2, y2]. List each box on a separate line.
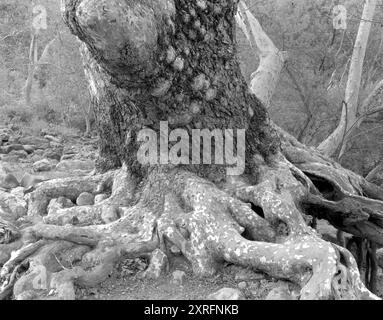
[1, 0, 383, 300]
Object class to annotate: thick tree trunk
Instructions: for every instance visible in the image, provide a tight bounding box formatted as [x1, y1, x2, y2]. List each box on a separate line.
[2, 0, 383, 300]
[63, 0, 279, 176]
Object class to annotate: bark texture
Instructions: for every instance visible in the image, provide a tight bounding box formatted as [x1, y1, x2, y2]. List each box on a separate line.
[1, 0, 382, 300]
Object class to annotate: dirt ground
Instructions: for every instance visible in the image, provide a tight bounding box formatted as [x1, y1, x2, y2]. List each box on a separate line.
[76, 257, 285, 300]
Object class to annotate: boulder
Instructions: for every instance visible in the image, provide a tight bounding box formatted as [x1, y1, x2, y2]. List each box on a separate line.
[0, 154, 20, 162]
[0, 163, 18, 190]
[0, 190, 27, 219]
[76, 192, 95, 206]
[43, 148, 63, 161]
[47, 197, 75, 216]
[101, 205, 119, 223]
[0, 128, 12, 143]
[10, 187, 25, 199]
[95, 194, 109, 204]
[56, 160, 95, 172]
[60, 154, 75, 161]
[0, 173, 19, 190]
[1, 144, 33, 155]
[207, 288, 243, 300]
[23, 145, 35, 154]
[238, 282, 247, 290]
[44, 135, 61, 143]
[169, 245, 182, 256]
[33, 159, 52, 172]
[20, 173, 45, 189]
[0, 144, 25, 154]
[9, 150, 28, 159]
[18, 136, 48, 147]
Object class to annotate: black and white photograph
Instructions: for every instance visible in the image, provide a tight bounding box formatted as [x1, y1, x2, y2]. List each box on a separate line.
[0, 0, 383, 305]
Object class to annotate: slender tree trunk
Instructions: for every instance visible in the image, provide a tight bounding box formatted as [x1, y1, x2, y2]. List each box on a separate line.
[236, 1, 287, 108]
[25, 33, 37, 106]
[25, 35, 59, 105]
[318, 0, 377, 158]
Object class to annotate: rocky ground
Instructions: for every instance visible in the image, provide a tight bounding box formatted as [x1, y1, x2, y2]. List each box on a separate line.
[1, 124, 382, 300]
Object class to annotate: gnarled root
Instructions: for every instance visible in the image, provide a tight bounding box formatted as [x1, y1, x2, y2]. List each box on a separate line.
[154, 165, 376, 299]
[1, 158, 380, 300]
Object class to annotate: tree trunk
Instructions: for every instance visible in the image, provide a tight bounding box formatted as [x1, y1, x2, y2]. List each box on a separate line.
[318, 0, 377, 158]
[25, 33, 37, 106]
[2, 0, 383, 300]
[24, 35, 59, 105]
[236, 1, 287, 108]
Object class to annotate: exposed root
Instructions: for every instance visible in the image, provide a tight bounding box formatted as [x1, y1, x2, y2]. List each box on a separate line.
[0, 264, 21, 300]
[1, 155, 380, 299]
[26, 171, 116, 217]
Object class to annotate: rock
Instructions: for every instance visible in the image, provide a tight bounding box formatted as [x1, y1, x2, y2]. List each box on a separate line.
[20, 173, 45, 189]
[48, 197, 75, 216]
[60, 154, 75, 161]
[101, 205, 119, 223]
[0, 154, 19, 162]
[33, 149, 44, 157]
[44, 135, 60, 143]
[43, 148, 63, 161]
[0, 190, 27, 218]
[76, 192, 95, 206]
[33, 159, 52, 172]
[0, 128, 11, 142]
[49, 141, 63, 149]
[172, 270, 186, 285]
[235, 268, 265, 282]
[173, 57, 184, 71]
[207, 288, 243, 300]
[56, 160, 95, 172]
[0, 173, 19, 190]
[248, 282, 261, 297]
[23, 145, 35, 154]
[196, 0, 207, 10]
[238, 282, 247, 290]
[0, 144, 24, 154]
[18, 136, 48, 147]
[265, 286, 296, 300]
[166, 46, 176, 63]
[169, 245, 182, 256]
[1, 144, 35, 155]
[9, 150, 28, 159]
[95, 194, 109, 204]
[63, 146, 78, 155]
[10, 187, 25, 199]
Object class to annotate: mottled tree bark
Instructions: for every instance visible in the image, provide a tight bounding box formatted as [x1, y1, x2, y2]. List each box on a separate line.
[1, 0, 383, 301]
